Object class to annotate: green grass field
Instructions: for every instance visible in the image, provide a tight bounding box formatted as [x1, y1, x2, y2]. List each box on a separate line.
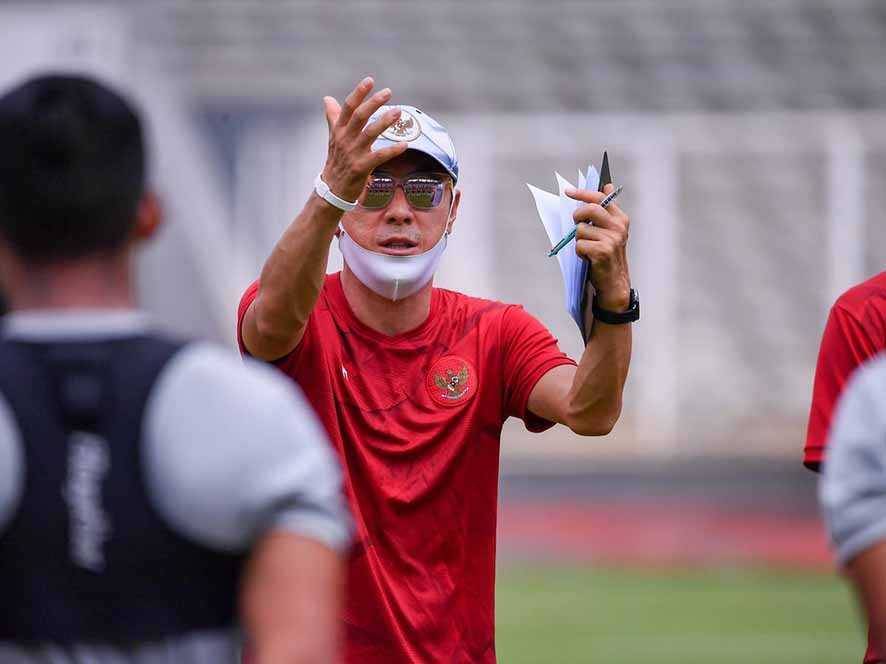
[496, 565, 865, 664]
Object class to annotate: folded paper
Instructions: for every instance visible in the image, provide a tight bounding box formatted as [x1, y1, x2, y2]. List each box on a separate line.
[527, 152, 611, 340]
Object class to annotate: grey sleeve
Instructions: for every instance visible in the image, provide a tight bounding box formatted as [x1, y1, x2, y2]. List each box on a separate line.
[143, 343, 352, 553]
[0, 392, 23, 534]
[819, 355, 886, 565]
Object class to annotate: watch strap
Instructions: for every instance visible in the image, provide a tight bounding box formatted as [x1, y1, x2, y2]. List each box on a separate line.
[314, 173, 358, 212]
[592, 289, 639, 324]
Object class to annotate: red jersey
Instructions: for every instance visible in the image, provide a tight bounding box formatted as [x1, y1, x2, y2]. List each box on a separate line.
[805, 271, 886, 664]
[805, 271, 886, 471]
[238, 273, 575, 664]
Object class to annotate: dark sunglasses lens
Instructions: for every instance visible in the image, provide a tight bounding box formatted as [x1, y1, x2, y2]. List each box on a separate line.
[403, 178, 445, 209]
[362, 177, 395, 208]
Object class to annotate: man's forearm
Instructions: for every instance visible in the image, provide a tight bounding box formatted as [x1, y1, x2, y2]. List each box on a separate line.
[242, 533, 345, 664]
[533, 179, 632, 436]
[252, 195, 342, 342]
[849, 543, 886, 658]
[566, 319, 632, 435]
[245, 79, 405, 360]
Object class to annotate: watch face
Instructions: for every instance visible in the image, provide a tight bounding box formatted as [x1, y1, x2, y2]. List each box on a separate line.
[628, 289, 640, 321]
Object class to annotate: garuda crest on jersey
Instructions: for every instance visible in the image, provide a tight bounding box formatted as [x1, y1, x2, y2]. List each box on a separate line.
[426, 355, 476, 407]
[435, 365, 468, 398]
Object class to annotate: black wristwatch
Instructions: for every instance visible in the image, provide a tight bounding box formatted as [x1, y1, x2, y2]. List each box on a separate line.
[592, 289, 640, 324]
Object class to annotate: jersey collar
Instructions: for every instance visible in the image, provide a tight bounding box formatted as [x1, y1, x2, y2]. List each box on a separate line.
[328, 272, 442, 345]
[2, 309, 151, 341]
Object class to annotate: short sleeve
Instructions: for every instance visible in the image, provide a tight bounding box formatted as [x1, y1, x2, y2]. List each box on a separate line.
[500, 305, 576, 432]
[819, 355, 886, 565]
[143, 343, 352, 553]
[805, 303, 880, 471]
[236, 279, 260, 357]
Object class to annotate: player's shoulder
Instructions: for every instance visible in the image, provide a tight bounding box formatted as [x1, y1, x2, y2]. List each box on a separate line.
[432, 289, 549, 342]
[844, 351, 886, 398]
[833, 271, 886, 316]
[143, 342, 345, 552]
[157, 341, 302, 414]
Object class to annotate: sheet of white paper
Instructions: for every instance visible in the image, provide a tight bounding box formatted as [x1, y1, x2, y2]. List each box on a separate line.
[554, 172, 582, 320]
[527, 184, 562, 246]
[527, 161, 605, 340]
[554, 172, 578, 235]
[587, 165, 600, 193]
[528, 183, 572, 311]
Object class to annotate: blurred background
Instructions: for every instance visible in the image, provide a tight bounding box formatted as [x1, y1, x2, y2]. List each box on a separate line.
[3, 0, 885, 661]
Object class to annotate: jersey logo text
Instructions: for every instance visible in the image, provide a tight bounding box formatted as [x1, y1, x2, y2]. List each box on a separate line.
[62, 431, 112, 572]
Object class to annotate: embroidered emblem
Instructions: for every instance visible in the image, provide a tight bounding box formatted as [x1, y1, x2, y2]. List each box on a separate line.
[381, 109, 422, 142]
[426, 356, 476, 407]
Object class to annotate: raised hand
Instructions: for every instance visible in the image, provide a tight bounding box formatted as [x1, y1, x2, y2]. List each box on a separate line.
[320, 77, 410, 205]
[567, 183, 631, 312]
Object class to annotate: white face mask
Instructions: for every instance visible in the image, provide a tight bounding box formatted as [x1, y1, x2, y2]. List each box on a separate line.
[338, 219, 451, 302]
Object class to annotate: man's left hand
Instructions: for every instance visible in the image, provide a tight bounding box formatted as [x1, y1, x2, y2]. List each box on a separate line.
[566, 183, 631, 311]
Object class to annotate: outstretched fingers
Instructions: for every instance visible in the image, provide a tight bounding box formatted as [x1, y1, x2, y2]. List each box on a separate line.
[359, 106, 401, 146]
[347, 87, 393, 137]
[323, 96, 341, 133]
[337, 77, 374, 129]
[319, 76, 407, 201]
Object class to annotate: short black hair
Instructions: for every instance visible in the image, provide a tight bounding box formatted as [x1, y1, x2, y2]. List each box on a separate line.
[0, 74, 145, 261]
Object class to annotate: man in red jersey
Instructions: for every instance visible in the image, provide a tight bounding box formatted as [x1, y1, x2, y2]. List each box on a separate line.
[806, 270, 886, 663]
[238, 77, 636, 664]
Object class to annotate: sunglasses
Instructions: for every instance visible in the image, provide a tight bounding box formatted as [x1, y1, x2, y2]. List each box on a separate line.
[360, 172, 451, 210]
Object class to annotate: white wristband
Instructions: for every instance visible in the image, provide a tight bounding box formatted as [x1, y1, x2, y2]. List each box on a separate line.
[314, 173, 357, 212]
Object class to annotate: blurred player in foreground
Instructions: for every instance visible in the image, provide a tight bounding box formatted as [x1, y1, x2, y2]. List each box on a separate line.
[806, 271, 886, 663]
[238, 77, 636, 663]
[0, 74, 351, 664]
[820, 353, 886, 657]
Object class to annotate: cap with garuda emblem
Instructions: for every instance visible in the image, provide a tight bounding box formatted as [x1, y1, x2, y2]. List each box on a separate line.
[368, 105, 459, 183]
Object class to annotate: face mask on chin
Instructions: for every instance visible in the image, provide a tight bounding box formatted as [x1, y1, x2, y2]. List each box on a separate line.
[338, 225, 450, 302]
[338, 187, 456, 302]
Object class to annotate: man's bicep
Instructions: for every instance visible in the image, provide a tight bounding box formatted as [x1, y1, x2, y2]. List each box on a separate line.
[847, 541, 886, 658]
[241, 298, 306, 362]
[500, 305, 576, 428]
[526, 364, 575, 425]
